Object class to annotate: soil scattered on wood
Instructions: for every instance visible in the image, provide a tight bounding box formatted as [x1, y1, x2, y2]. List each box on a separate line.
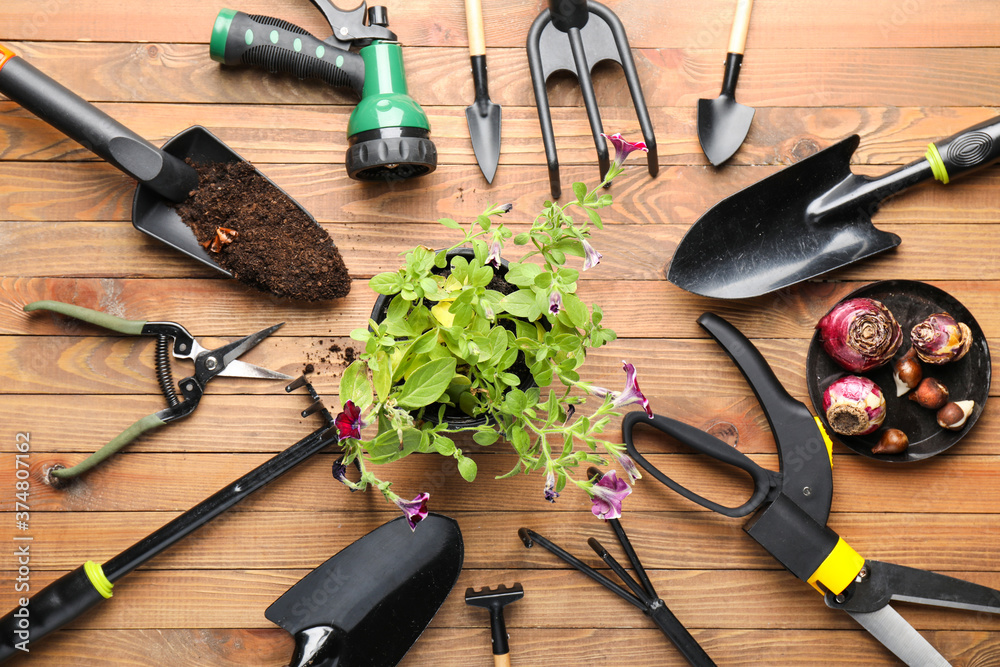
[175, 160, 351, 301]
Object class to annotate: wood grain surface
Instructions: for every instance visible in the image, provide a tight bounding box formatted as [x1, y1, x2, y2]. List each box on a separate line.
[2, 1, 1000, 666]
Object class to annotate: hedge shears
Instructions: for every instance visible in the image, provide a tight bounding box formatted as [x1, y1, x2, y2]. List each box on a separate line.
[623, 312, 1000, 667]
[24, 300, 291, 481]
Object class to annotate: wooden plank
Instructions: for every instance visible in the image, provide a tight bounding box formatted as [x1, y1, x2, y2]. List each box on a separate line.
[5, 218, 1000, 284]
[1, 99, 995, 176]
[2, 277, 999, 342]
[2, 160, 1000, 226]
[5, 102, 999, 168]
[5, 627, 996, 667]
[2, 0, 999, 49]
[1, 566, 998, 634]
[7, 445, 1000, 519]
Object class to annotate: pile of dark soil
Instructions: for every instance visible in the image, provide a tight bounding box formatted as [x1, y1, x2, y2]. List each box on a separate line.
[175, 160, 351, 301]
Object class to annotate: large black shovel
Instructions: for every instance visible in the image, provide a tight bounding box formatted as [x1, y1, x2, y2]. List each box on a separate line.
[668, 115, 1000, 299]
[0, 44, 316, 284]
[266, 514, 463, 667]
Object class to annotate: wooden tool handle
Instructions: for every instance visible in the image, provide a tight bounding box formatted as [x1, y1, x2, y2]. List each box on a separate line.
[465, 0, 486, 56]
[492, 653, 511, 667]
[727, 0, 754, 54]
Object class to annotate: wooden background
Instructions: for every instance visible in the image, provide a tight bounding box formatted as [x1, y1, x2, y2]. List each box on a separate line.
[2, 0, 1000, 664]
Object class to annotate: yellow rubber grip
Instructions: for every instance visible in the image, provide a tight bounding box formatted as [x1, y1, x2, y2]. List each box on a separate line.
[807, 538, 865, 595]
[814, 416, 834, 468]
[925, 142, 950, 184]
[84, 560, 114, 599]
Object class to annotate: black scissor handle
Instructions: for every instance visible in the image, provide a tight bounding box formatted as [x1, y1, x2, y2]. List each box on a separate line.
[623, 412, 776, 518]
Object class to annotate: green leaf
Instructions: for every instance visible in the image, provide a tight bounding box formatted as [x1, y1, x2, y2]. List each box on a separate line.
[456, 455, 478, 482]
[473, 430, 500, 446]
[396, 358, 458, 409]
[370, 272, 402, 295]
[513, 233, 530, 245]
[504, 262, 542, 287]
[411, 328, 439, 355]
[349, 328, 372, 343]
[500, 290, 539, 319]
[499, 372, 521, 386]
[477, 214, 492, 231]
[572, 181, 587, 202]
[504, 388, 527, 414]
[373, 353, 392, 401]
[432, 435, 457, 456]
[434, 250, 449, 268]
[530, 359, 554, 387]
[562, 293, 589, 328]
[510, 426, 530, 455]
[439, 217, 461, 229]
[339, 361, 373, 411]
[533, 272, 552, 289]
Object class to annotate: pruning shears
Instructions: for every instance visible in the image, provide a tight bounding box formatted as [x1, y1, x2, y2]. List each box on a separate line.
[622, 312, 1000, 667]
[24, 300, 292, 481]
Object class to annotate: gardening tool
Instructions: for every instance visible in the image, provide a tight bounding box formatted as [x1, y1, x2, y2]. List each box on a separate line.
[0, 375, 340, 662]
[210, 0, 436, 181]
[23, 300, 290, 482]
[464, 0, 502, 184]
[526, 0, 657, 198]
[668, 115, 1000, 299]
[267, 514, 464, 667]
[520, 479, 716, 667]
[465, 583, 523, 666]
[621, 312, 1000, 666]
[0, 44, 323, 286]
[697, 0, 755, 166]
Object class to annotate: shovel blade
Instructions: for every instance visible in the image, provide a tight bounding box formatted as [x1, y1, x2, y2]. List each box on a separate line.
[668, 135, 902, 299]
[265, 514, 464, 667]
[697, 95, 755, 166]
[466, 100, 502, 183]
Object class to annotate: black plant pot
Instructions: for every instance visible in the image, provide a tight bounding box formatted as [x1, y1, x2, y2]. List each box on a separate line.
[369, 248, 536, 429]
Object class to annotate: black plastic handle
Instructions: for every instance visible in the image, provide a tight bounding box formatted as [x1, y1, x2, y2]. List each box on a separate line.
[548, 0, 589, 31]
[697, 312, 834, 527]
[0, 53, 198, 203]
[930, 115, 1000, 183]
[212, 11, 365, 94]
[0, 566, 106, 661]
[622, 411, 775, 517]
[647, 603, 718, 667]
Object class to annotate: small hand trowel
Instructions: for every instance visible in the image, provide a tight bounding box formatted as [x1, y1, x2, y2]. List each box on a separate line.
[0, 44, 321, 289]
[669, 115, 1000, 299]
[464, 0, 502, 183]
[697, 0, 755, 166]
[266, 514, 464, 667]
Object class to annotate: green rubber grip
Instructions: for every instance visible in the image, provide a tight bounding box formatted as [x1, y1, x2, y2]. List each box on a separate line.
[50, 413, 166, 480]
[210, 9, 365, 93]
[24, 300, 146, 335]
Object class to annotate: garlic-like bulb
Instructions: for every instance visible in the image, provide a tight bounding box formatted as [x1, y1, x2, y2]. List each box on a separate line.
[822, 375, 887, 436]
[910, 313, 973, 365]
[817, 298, 902, 373]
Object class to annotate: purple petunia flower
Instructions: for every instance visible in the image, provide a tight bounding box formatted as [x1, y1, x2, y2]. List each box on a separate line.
[543, 471, 560, 503]
[335, 400, 365, 441]
[549, 290, 563, 315]
[332, 458, 349, 483]
[618, 454, 642, 484]
[582, 239, 603, 271]
[591, 361, 653, 418]
[394, 492, 430, 531]
[590, 470, 631, 520]
[486, 239, 502, 269]
[601, 132, 649, 169]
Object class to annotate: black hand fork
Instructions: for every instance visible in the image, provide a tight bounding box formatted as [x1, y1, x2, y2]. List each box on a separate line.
[519, 474, 716, 667]
[526, 0, 657, 198]
[0, 375, 338, 662]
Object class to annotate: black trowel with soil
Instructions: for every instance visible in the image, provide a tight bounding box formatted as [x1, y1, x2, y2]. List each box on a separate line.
[0, 44, 348, 301]
[266, 514, 464, 667]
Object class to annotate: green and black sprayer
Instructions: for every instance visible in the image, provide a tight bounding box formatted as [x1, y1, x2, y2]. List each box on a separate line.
[210, 0, 436, 181]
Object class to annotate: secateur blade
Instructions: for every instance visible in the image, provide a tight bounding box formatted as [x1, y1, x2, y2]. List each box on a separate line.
[526, 0, 657, 198]
[265, 514, 464, 667]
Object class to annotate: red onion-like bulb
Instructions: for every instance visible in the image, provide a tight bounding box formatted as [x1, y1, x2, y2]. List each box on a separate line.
[822, 375, 887, 436]
[817, 298, 902, 373]
[910, 312, 973, 364]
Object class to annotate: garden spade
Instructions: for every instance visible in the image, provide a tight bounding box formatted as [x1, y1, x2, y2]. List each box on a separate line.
[0, 44, 321, 286]
[464, 0, 502, 183]
[697, 0, 755, 166]
[669, 115, 1000, 299]
[266, 514, 464, 667]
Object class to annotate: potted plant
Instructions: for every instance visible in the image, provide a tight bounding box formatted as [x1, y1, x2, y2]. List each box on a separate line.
[334, 134, 652, 528]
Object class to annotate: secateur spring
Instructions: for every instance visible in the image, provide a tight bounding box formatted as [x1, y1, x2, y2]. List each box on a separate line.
[155, 335, 181, 408]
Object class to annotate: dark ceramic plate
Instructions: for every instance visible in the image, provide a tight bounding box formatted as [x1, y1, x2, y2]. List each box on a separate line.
[806, 280, 990, 462]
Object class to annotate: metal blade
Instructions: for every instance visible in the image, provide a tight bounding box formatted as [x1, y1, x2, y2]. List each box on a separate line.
[697, 95, 755, 167]
[666, 135, 901, 299]
[466, 101, 501, 183]
[207, 323, 291, 380]
[847, 607, 950, 667]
